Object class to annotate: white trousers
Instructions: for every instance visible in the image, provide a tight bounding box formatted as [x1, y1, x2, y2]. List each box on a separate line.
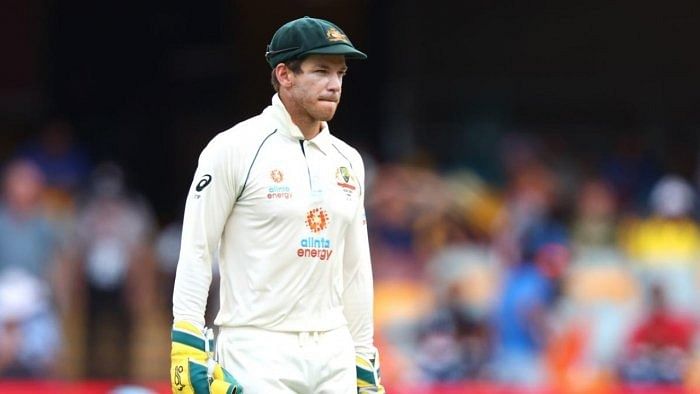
[216, 325, 355, 394]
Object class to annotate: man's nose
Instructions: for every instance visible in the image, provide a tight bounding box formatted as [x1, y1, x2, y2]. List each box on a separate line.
[328, 74, 342, 91]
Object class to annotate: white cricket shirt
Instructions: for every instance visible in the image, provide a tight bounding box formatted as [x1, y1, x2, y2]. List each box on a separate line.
[173, 94, 375, 355]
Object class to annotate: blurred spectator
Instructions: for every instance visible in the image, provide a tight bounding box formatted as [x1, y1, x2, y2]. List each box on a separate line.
[441, 169, 505, 243]
[618, 283, 696, 384]
[0, 268, 61, 378]
[0, 159, 65, 379]
[425, 244, 498, 319]
[15, 119, 90, 243]
[413, 170, 504, 263]
[74, 162, 157, 378]
[415, 310, 471, 383]
[599, 134, 662, 214]
[499, 135, 557, 236]
[491, 220, 571, 385]
[493, 136, 561, 268]
[415, 282, 493, 382]
[366, 164, 449, 279]
[17, 117, 91, 193]
[0, 159, 59, 280]
[620, 174, 700, 315]
[570, 177, 619, 254]
[552, 251, 643, 391]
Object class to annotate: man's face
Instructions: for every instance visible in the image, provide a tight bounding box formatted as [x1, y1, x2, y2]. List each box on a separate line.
[287, 55, 347, 122]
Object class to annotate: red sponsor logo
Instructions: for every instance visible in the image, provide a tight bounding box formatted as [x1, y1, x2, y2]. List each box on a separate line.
[305, 208, 329, 233]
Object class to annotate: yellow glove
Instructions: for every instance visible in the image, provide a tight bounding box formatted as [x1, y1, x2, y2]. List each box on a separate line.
[356, 350, 385, 393]
[171, 321, 242, 394]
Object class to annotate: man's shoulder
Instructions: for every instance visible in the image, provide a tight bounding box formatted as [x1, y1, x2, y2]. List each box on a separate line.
[215, 114, 276, 145]
[196, 114, 276, 163]
[200, 115, 280, 157]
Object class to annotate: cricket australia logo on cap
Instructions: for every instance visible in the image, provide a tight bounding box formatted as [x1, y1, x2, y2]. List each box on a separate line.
[305, 207, 329, 233]
[326, 27, 348, 43]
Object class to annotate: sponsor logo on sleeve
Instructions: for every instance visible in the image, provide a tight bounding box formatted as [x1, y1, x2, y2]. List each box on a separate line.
[196, 174, 212, 192]
[193, 174, 212, 198]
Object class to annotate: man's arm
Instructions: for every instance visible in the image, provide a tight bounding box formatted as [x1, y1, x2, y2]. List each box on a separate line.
[173, 135, 237, 328]
[171, 136, 243, 393]
[342, 157, 385, 392]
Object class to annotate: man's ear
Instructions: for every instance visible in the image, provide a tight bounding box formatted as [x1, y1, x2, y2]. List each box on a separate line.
[275, 64, 293, 89]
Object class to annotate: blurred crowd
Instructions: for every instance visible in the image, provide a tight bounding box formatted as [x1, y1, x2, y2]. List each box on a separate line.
[0, 118, 165, 380]
[1, 119, 700, 392]
[366, 135, 700, 391]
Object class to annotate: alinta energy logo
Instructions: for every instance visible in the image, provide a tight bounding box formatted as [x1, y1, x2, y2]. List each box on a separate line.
[270, 169, 283, 183]
[305, 207, 329, 233]
[299, 208, 333, 261]
[267, 169, 292, 200]
[297, 236, 333, 261]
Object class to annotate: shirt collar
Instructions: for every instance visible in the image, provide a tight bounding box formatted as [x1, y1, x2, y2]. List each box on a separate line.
[266, 94, 334, 155]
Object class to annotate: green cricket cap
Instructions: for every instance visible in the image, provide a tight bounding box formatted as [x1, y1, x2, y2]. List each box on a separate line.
[265, 16, 367, 68]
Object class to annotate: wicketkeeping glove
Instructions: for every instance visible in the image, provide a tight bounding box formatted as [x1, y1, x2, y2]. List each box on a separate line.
[170, 321, 242, 394]
[356, 350, 385, 393]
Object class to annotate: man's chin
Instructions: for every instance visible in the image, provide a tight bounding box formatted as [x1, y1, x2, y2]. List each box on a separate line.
[314, 106, 337, 121]
[319, 112, 335, 121]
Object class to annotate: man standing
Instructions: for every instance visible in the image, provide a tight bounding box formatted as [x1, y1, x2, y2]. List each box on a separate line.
[170, 17, 385, 394]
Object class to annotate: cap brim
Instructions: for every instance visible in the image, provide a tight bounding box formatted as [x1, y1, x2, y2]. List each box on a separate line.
[303, 43, 367, 59]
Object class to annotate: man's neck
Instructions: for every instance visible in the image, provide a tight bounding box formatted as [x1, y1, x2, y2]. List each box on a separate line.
[279, 94, 322, 140]
[293, 117, 322, 140]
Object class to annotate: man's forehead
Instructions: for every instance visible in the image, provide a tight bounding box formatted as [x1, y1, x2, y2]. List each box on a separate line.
[303, 55, 347, 69]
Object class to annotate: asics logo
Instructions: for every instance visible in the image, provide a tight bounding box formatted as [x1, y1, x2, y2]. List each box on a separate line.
[196, 174, 212, 192]
[174, 365, 185, 391]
